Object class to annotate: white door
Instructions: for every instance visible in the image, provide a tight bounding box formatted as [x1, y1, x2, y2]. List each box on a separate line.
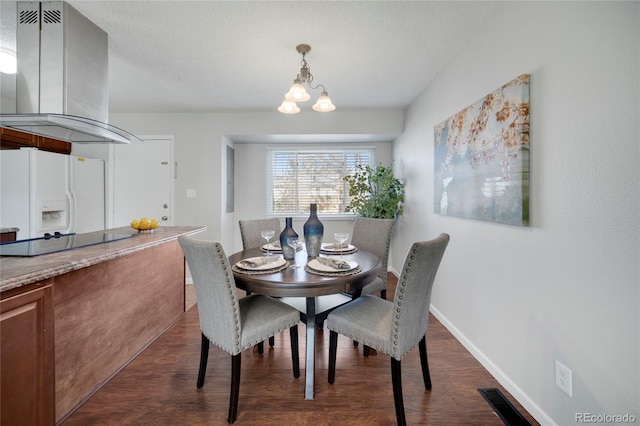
[113, 137, 174, 228]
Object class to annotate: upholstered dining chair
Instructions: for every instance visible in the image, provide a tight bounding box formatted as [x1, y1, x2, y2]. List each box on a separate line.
[178, 236, 300, 424]
[350, 217, 395, 300]
[238, 218, 282, 350]
[239, 218, 281, 250]
[280, 217, 395, 336]
[327, 234, 450, 426]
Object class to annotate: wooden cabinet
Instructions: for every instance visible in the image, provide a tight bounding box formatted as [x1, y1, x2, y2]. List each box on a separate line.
[1, 128, 71, 155]
[1, 282, 55, 426]
[0, 231, 17, 243]
[0, 228, 197, 423]
[0, 128, 37, 148]
[37, 136, 72, 155]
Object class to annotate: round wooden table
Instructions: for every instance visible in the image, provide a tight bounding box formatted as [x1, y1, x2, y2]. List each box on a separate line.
[228, 247, 380, 400]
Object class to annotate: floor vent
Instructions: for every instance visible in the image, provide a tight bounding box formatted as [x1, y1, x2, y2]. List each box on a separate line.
[478, 388, 532, 426]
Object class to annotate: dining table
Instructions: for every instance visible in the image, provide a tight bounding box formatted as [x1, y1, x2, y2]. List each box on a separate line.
[228, 244, 381, 400]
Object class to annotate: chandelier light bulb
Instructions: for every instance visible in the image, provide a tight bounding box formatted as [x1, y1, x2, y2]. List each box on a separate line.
[312, 91, 336, 112]
[284, 80, 311, 102]
[277, 99, 300, 114]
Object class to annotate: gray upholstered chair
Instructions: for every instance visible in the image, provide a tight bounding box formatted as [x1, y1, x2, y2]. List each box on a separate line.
[280, 217, 395, 335]
[327, 234, 450, 426]
[178, 236, 300, 424]
[238, 218, 282, 350]
[350, 217, 395, 299]
[239, 218, 281, 250]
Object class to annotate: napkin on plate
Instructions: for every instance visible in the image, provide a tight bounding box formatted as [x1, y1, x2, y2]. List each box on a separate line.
[237, 257, 279, 269]
[324, 243, 349, 250]
[263, 241, 281, 250]
[315, 257, 352, 270]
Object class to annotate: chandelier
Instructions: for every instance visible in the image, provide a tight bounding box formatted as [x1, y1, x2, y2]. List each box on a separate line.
[278, 44, 336, 114]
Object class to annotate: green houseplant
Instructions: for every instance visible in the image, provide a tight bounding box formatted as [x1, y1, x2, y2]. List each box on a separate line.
[344, 164, 405, 219]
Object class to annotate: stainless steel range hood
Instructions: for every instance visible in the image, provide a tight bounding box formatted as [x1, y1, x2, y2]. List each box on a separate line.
[0, 1, 140, 144]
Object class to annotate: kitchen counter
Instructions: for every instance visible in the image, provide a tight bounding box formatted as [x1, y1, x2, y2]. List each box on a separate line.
[0, 225, 206, 424]
[0, 226, 204, 293]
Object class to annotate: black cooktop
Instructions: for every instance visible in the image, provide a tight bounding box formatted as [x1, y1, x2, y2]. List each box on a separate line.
[0, 232, 136, 257]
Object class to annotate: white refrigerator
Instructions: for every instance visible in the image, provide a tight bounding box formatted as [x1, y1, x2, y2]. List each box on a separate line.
[0, 148, 105, 240]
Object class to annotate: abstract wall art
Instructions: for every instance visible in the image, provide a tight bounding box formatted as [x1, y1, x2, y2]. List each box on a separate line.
[434, 74, 530, 226]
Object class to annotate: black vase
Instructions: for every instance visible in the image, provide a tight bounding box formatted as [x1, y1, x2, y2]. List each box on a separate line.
[303, 203, 324, 258]
[279, 217, 298, 260]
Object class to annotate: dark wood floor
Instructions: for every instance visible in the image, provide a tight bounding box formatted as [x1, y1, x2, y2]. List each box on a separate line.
[63, 274, 539, 425]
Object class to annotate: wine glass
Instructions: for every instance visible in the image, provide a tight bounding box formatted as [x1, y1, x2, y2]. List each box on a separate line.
[287, 237, 303, 268]
[334, 232, 349, 256]
[261, 229, 275, 255]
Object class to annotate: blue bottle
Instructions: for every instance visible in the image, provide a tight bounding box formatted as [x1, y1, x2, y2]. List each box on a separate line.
[303, 203, 324, 258]
[279, 217, 298, 260]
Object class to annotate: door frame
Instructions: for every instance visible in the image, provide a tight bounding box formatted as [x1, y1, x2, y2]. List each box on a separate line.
[107, 135, 175, 229]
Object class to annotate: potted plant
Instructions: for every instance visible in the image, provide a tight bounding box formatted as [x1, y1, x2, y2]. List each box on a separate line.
[344, 164, 405, 219]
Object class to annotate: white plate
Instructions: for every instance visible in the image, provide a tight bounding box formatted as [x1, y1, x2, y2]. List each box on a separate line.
[236, 256, 286, 271]
[308, 258, 358, 273]
[321, 243, 356, 252]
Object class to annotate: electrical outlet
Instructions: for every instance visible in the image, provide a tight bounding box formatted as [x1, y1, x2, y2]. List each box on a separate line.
[186, 189, 197, 198]
[555, 360, 573, 397]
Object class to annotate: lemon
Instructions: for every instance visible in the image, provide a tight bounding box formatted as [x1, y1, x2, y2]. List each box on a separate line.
[150, 218, 159, 229]
[138, 218, 151, 230]
[131, 220, 140, 230]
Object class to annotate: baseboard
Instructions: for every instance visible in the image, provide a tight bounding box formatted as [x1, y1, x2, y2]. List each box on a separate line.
[389, 265, 399, 277]
[429, 305, 555, 426]
[386, 268, 552, 424]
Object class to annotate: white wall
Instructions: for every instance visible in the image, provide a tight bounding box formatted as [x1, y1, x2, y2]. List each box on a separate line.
[108, 109, 402, 251]
[392, 2, 639, 424]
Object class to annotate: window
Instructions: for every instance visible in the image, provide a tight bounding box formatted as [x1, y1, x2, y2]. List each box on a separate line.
[267, 148, 374, 215]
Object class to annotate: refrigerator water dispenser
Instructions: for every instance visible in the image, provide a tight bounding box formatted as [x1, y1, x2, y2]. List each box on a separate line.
[38, 199, 69, 233]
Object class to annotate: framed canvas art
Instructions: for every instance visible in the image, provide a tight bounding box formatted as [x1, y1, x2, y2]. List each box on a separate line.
[434, 74, 530, 226]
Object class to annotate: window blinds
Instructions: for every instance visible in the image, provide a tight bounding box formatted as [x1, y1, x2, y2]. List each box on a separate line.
[267, 148, 374, 215]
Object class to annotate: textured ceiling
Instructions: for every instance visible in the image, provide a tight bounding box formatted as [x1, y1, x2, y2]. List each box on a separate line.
[2, 1, 512, 114]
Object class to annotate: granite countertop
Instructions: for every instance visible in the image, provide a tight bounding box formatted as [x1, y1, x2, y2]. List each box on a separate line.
[0, 226, 206, 293]
[0, 227, 19, 233]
